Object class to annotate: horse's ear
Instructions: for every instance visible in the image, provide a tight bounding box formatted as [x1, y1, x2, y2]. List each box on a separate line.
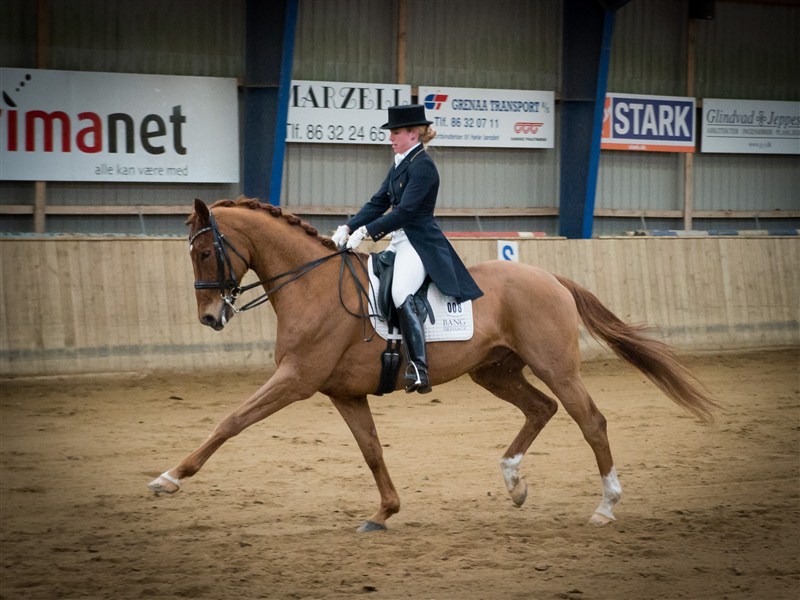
[194, 198, 210, 225]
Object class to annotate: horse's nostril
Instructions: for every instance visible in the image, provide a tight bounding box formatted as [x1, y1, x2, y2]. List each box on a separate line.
[201, 314, 218, 327]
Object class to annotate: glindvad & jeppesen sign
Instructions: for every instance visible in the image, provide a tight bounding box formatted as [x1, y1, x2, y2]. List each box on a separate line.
[0, 68, 239, 182]
[702, 99, 800, 154]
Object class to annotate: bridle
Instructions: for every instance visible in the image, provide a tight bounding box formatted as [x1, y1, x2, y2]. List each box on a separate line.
[189, 210, 244, 297]
[188, 211, 373, 331]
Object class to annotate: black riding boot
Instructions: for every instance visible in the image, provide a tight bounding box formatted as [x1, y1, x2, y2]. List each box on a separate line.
[397, 295, 432, 394]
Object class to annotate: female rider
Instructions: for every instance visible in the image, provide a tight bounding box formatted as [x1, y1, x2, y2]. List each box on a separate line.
[332, 104, 483, 394]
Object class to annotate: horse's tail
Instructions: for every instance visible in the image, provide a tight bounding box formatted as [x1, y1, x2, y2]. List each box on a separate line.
[555, 274, 719, 423]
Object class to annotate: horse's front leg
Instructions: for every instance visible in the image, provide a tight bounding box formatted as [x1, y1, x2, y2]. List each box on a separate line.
[329, 395, 400, 532]
[147, 366, 315, 494]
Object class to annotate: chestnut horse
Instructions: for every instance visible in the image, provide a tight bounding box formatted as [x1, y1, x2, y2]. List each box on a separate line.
[148, 198, 716, 531]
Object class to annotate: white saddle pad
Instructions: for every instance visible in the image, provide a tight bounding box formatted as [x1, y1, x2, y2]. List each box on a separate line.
[367, 255, 474, 342]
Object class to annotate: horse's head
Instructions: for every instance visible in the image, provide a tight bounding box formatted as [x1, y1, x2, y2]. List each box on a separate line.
[186, 198, 250, 331]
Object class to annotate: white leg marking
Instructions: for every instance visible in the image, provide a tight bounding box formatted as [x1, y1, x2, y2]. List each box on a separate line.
[594, 466, 622, 521]
[500, 453, 528, 507]
[147, 470, 182, 494]
[500, 454, 523, 492]
[159, 471, 182, 488]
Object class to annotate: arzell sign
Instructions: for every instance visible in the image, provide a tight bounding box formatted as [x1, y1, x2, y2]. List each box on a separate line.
[286, 80, 412, 144]
[0, 68, 239, 182]
[602, 93, 695, 152]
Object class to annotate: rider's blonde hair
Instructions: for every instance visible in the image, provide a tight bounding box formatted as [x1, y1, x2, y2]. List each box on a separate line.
[416, 124, 437, 147]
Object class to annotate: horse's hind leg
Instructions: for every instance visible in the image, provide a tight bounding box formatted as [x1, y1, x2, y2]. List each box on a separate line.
[329, 395, 400, 532]
[546, 373, 622, 526]
[469, 353, 559, 508]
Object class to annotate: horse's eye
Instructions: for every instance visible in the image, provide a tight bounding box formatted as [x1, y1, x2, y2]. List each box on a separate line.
[200, 250, 212, 260]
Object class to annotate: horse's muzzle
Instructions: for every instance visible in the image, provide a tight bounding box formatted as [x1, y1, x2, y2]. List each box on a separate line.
[201, 314, 224, 330]
[200, 303, 232, 331]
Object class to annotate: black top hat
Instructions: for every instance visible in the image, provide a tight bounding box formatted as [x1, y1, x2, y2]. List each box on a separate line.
[381, 104, 433, 130]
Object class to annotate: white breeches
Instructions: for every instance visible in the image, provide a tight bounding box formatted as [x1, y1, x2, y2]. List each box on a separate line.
[387, 229, 427, 308]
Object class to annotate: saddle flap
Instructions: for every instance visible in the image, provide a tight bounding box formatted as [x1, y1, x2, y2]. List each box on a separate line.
[370, 250, 397, 325]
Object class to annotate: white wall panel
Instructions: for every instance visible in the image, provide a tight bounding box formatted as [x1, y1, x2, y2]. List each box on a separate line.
[3, 237, 796, 376]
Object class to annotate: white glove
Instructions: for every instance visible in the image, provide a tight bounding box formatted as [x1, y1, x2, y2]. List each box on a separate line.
[331, 225, 350, 249]
[346, 226, 368, 250]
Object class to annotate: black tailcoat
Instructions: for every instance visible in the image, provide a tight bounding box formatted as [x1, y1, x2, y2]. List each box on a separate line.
[346, 145, 483, 303]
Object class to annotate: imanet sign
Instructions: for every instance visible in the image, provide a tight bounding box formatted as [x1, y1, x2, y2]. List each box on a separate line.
[0, 68, 240, 182]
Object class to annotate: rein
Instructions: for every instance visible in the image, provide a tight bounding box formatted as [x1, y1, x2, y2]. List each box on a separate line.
[189, 212, 374, 336]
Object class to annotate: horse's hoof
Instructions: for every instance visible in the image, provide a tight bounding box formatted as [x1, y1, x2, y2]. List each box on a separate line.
[147, 471, 181, 494]
[509, 479, 528, 507]
[588, 511, 615, 527]
[357, 520, 387, 533]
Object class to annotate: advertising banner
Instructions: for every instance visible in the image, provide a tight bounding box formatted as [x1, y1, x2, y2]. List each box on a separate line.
[418, 86, 555, 148]
[286, 80, 412, 144]
[701, 99, 800, 154]
[601, 93, 695, 152]
[0, 68, 239, 182]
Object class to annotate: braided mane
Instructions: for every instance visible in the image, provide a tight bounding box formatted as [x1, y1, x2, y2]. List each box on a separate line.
[197, 197, 337, 250]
